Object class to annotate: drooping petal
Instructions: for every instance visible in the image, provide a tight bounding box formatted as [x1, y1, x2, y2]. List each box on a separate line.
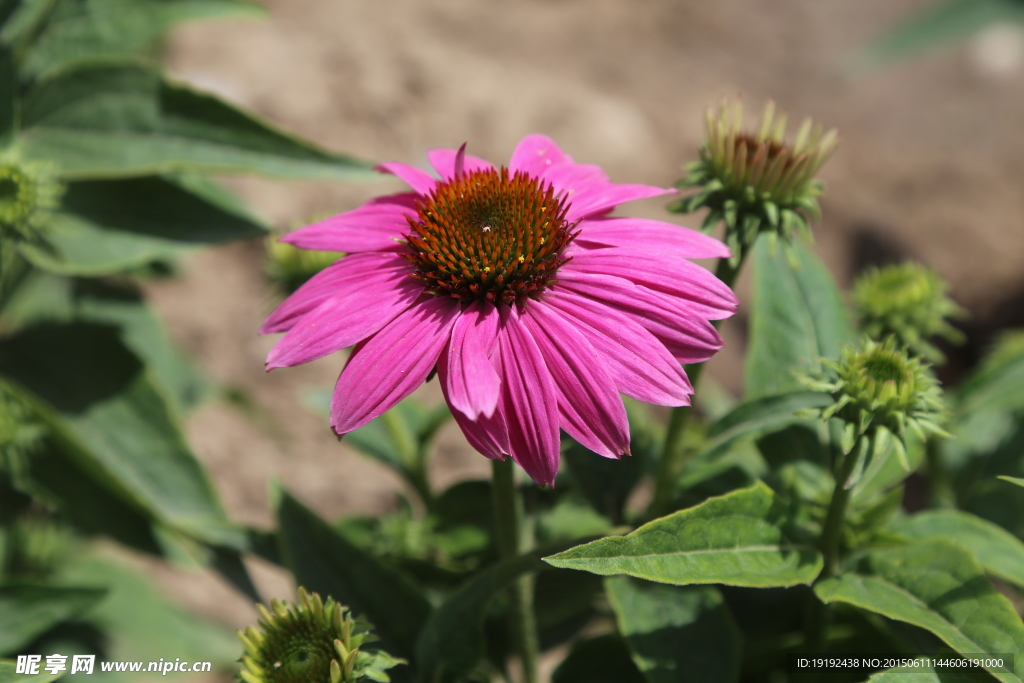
[545, 291, 693, 406]
[438, 345, 510, 459]
[261, 252, 411, 334]
[281, 194, 417, 253]
[508, 134, 571, 177]
[576, 216, 731, 260]
[375, 162, 438, 196]
[496, 307, 561, 487]
[266, 276, 423, 370]
[445, 300, 502, 419]
[565, 248, 738, 319]
[428, 146, 495, 180]
[331, 297, 461, 434]
[524, 301, 630, 458]
[555, 270, 724, 364]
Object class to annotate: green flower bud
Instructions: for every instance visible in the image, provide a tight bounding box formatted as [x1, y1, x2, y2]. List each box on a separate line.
[672, 99, 838, 266]
[853, 262, 965, 363]
[0, 150, 62, 247]
[236, 588, 402, 683]
[800, 337, 949, 485]
[0, 383, 47, 484]
[266, 226, 344, 295]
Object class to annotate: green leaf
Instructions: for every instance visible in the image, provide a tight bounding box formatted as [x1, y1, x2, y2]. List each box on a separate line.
[551, 634, 645, 683]
[0, 584, 106, 654]
[19, 175, 267, 276]
[605, 578, 740, 683]
[18, 0, 265, 79]
[867, 660, 996, 683]
[19, 63, 376, 180]
[56, 553, 239, 672]
[2, 274, 206, 413]
[855, 0, 1024, 69]
[0, 323, 238, 547]
[415, 551, 542, 683]
[891, 510, 1024, 588]
[699, 391, 832, 460]
[544, 482, 822, 588]
[745, 239, 853, 399]
[815, 540, 1024, 682]
[999, 476, 1024, 489]
[0, 660, 66, 683]
[275, 488, 431, 662]
[0, 43, 14, 143]
[956, 351, 1024, 417]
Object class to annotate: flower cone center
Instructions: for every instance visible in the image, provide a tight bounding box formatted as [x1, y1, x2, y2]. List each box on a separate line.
[259, 624, 336, 683]
[404, 167, 576, 305]
[0, 166, 35, 229]
[861, 355, 909, 386]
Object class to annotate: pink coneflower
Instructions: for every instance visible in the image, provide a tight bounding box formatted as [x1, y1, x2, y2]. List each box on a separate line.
[262, 135, 737, 487]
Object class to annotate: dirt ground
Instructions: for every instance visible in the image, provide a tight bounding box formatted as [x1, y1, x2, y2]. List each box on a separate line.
[131, 0, 1024, 667]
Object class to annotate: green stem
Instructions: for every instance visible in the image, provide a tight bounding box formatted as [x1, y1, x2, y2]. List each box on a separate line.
[649, 254, 745, 517]
[925, 438, 955, 509]
[491, 459, 539, 683]
[803, 435, 864, 664]
[819, 438, 862, 579]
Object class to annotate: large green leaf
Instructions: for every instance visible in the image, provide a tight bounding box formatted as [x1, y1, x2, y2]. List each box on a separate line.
[855, 0, 1024, 68]
[0, 584, 106, 654]
[2, 274, 206, 413]
[17, 0, 264, 79]
[892, 510, 1024, 588]
[0, 43, 13, 142]
[415, 551, 542, 683]
[867, 660, 1002, 683]
[0, 660, 65, 683]
[955, 349, 1024, 417]
[275, 488, 430, 664]
[745, 239, 853, 399]
[18, 175, 266, 276]
[544, 482, 822, 588]
[605, 578, 740, 683]
[56, 554, 238, 678]
[698, 391, 832, 461]
[551, 634, 645, 683]
[815, 540, 1024, 683]
[0, 323, 238, 547]
[19, 63, 376, 180]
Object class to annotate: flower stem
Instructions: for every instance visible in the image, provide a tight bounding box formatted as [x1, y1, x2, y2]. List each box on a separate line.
[491, 458, 539, 683]
[650, 253, 745, 517]
[819, 438, 861, 579]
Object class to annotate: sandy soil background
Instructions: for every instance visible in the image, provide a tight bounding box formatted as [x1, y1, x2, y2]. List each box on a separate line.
[124, 0, 1024, 675]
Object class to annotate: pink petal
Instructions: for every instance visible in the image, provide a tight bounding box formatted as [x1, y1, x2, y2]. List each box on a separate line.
[555, 270, 724, 364]
[375, 161, 438, 195]
[563, 184, 677, 222]
[281, 192, 417, 253]
[544, 291, 693, 406]
[565, 248, 738, 319]
[428, 146, 495, 180]
[439, 346, 510, 459]
[266, 277, 423, 370]
[496, 307, 561, 487]
[576, 217, 731, 260]
[524, 302, 630, 458]
[445, 301, 501, 419]
[331, 297, 461, 434]
[261, 252, 411, 334]
[508, 134, 571, 177]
